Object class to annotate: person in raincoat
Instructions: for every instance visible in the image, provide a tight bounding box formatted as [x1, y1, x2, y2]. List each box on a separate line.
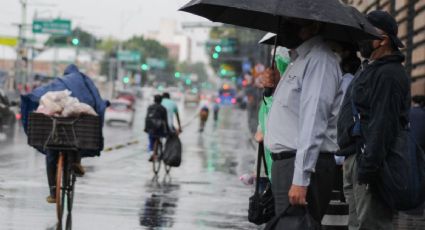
[255, 47, 290, 179]
[21, 64, 108, 203]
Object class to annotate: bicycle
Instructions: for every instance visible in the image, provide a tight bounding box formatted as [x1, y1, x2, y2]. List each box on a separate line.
[56, 151, 78, 230]
[152, 137, 171, 176]
[27, 113, 102, 230]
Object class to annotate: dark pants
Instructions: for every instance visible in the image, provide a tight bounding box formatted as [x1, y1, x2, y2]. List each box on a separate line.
[46, 151, 58, 196]
[46, 151, 81, 197]
[269, 154, 336, 229]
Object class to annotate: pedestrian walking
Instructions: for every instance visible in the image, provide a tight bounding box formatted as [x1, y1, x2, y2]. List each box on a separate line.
[262, 19, 343, 228]
[337, 10, 410, 230]
[213, 102, 219, 122]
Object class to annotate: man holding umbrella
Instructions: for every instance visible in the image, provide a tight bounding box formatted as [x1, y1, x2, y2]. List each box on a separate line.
[261, 19, 343, 227]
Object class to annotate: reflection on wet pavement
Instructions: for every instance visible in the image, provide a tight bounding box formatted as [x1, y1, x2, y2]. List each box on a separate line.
[0, 102, 262, 230]
[140, 181, 179, 229]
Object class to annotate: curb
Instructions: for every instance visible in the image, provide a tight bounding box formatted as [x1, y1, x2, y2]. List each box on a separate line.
[103, 140, 140, 152]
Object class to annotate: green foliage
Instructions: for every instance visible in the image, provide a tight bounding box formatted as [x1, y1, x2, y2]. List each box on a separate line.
[177, 62, 208, 83]
[123, 36, 168, 59]
[45, 27, 99, 47]
[97, 38, 119, 53]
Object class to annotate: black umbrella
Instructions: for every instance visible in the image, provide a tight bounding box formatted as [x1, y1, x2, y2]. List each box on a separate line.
[259, 6, 377, 46]
[179, 0, 380, 43]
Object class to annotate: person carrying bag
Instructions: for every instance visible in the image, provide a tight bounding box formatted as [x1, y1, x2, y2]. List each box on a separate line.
[248, 142, 274, 225]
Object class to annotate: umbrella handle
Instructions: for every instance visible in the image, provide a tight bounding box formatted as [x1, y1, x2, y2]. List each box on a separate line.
[264, 17, 281, 97]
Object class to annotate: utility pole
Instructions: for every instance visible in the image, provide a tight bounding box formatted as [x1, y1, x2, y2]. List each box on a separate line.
[15, 1, 56, 90]
[14, 0, 28, 91]
[108, 57, 116, 99]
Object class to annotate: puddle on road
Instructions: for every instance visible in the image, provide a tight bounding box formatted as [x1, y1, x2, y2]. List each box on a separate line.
[139, 180, 180, 228]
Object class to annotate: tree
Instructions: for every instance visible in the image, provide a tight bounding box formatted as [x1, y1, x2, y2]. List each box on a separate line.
[178, 62, 208, 83]
[45, 27, 100, 47]
[97, 37, 119, 54]
[123, 36, 169, 59]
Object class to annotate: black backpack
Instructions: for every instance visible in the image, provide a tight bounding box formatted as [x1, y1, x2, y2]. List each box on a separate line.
[144, 105, 165, 133]
[352, 99, 425, 210]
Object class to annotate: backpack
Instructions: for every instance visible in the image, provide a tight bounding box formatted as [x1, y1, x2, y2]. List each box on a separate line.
[352, 99, 425, 210]
[145, 105, 165, 133]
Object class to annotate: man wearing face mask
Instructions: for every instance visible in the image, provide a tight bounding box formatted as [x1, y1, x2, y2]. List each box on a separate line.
[262, 18, 342, 228]
[337, 10, 409, 229]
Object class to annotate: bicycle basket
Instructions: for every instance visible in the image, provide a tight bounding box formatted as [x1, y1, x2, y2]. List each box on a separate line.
[28, 112, 102, 151]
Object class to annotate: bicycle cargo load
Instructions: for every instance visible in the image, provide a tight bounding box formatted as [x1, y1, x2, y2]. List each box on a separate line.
[28, 112, 102, 151]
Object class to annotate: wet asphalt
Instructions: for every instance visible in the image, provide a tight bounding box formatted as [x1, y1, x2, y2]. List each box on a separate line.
[0, 99, 261, 230]
[1, 98, 425, 229]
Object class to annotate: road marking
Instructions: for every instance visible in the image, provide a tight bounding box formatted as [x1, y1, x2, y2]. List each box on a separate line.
[103, 140, 140, 152]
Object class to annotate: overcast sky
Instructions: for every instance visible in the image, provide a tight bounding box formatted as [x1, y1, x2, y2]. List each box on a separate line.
[0, 0, 207, 39]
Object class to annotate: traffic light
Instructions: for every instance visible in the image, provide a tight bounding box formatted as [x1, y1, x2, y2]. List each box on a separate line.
[71, 38, 79, 46]
[220, 69, 227, 76]
[141, 64, 149, 71]
[212, 52, 219, 59]
[185, 78, 192, 85]
[215, 45, 222, 53]
[123, 76, 130, 84]
[174, 72, 181, 78]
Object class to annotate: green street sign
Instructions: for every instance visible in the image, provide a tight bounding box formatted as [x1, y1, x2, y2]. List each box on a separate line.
[32, 19, 71, 35]
[117, 50, 141, 62]
[146, 58, 166, 69]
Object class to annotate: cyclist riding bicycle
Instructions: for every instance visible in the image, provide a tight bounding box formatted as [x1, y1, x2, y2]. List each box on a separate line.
[21, 64, 108, 204]
[199, 105, 209, 132]
[161, 92, 182, 134]
[144, 95, 170, 162]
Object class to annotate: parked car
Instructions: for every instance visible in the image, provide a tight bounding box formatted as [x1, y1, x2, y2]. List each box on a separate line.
[0, 90, 17, 140]
[184, 90, 200, 104]
[116, 90, 136, 105]
[105, 99, 135, 126]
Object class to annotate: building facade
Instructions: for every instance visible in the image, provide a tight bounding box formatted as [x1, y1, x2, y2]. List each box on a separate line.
[346, 0, 425, 95]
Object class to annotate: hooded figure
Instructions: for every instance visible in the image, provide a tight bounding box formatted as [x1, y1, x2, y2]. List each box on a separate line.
[21, 64, 108, 157]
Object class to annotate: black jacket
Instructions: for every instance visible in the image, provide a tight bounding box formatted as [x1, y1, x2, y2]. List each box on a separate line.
[337, 52, 410, 184]
[410, 106, 425, 151]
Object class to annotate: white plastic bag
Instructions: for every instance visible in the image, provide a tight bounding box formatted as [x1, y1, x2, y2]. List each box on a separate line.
[37, 90, 71, 115]
[36, 90, 97, 117]
[62, 100, 97, 117]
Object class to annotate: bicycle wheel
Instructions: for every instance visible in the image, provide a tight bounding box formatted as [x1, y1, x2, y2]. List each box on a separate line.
[165, 165, 171, 175]
[56, 153, 65, 223]
[65, 170, 76, 230]
[152, 139, 162, 175]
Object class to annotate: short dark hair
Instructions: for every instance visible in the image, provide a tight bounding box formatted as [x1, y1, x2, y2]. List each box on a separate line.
[154, 95, 162, 104]
[162, 92, 170, 99]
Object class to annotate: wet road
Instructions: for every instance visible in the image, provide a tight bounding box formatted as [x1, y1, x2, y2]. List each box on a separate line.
[1, 99, 425, 229]
[0, 100, 261, 230]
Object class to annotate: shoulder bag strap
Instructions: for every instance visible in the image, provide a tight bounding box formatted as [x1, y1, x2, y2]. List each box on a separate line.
[254, 142, 263, 194]
[259, 141, 269, 176]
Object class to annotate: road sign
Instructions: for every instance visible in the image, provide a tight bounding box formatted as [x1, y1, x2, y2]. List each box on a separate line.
[32, 19, 72, 35]
[146, 58, 166, 69]
[0, 37, 18, 46]
[117, 51, 141, 62]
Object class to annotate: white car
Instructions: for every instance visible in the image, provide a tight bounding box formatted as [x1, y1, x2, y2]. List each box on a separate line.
[105, 99, 135, 126]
